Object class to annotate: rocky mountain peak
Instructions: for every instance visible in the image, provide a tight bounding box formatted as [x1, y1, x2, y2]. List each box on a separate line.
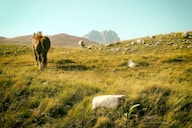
[83, 30, 120, 44]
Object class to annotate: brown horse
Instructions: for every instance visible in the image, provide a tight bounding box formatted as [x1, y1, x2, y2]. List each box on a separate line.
[32, 31, 51, 70]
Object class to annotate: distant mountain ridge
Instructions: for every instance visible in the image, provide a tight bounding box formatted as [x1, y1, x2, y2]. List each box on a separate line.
[0, 33, 96, 47]
[83, 30, 120, 43]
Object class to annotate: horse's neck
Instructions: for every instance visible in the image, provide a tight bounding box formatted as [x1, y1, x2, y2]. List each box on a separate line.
[34, 35, 43, 41]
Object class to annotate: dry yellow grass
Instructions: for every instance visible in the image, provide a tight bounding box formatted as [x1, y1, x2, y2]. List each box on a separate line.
[0, 32, 192, 127]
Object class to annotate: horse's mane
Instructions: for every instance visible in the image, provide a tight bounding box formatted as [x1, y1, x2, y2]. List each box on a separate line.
[34, 31, 43, 41]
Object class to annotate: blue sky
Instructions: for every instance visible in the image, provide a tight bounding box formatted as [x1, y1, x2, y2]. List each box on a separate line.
[0, 0, 192, 40]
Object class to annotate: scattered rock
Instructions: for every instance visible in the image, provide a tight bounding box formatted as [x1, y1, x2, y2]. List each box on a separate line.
[92, 95, 125, 110]
[79, 40, 85, 48]
[167, 42, 174, 45]
[87, 45, 94, 49]
[110, 48, 120, 52]
[127, 60, 136, 68]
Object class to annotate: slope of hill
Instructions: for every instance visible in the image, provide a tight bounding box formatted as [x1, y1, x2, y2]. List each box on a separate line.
[0, 33, 96, 47]
[49, 33, 95, 47]
[0, 37, 6, 41]
[0, 31, 192, 128]
[0, 35, 32, 44]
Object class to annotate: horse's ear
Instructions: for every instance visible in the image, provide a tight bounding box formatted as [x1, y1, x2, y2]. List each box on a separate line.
[33, 33, 35, 38]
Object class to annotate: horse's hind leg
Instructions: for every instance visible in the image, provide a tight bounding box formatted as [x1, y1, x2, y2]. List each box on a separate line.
[39, 54, 43, 70]
[43, 52, 48, 67]
[41, 52, 47, 68]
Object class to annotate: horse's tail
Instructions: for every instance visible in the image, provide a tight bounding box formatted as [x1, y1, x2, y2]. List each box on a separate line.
[40, 40, 46, 52]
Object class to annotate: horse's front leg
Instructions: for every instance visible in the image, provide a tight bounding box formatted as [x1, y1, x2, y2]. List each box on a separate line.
[32, 46, 38, 66]
[34, 52, 39, 66]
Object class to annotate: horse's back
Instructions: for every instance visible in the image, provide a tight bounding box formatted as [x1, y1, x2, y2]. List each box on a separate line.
[41, 36, 50, 52]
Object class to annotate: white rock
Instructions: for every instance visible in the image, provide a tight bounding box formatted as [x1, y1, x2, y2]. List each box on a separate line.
[131, 41, 136, 46]
[182, 32, 189, 38]
[136, 39, 144, 44]
[167, 42, 174, 45]
[149, 35, 156, 38]
[110, 48, 120, 52]
[92, 95, 125, 110]
[79, 40, 85, 48]
[87, 44, 94, 49]
[127, 60, 136, 68]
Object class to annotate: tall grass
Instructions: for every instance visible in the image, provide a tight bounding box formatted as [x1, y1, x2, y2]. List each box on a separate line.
[0, 34, 192, 128]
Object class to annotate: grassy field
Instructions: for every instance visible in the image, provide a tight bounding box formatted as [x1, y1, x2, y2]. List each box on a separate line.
[0, 33, 192, 128]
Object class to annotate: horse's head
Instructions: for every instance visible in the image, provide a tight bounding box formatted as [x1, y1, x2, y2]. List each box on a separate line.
[33, 31, 42, 40]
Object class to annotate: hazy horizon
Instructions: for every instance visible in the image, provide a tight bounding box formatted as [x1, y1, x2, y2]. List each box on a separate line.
[0, 0, 192, 40]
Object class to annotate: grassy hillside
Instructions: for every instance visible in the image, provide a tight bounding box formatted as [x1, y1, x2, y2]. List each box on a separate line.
[0, 32, 192, 128]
